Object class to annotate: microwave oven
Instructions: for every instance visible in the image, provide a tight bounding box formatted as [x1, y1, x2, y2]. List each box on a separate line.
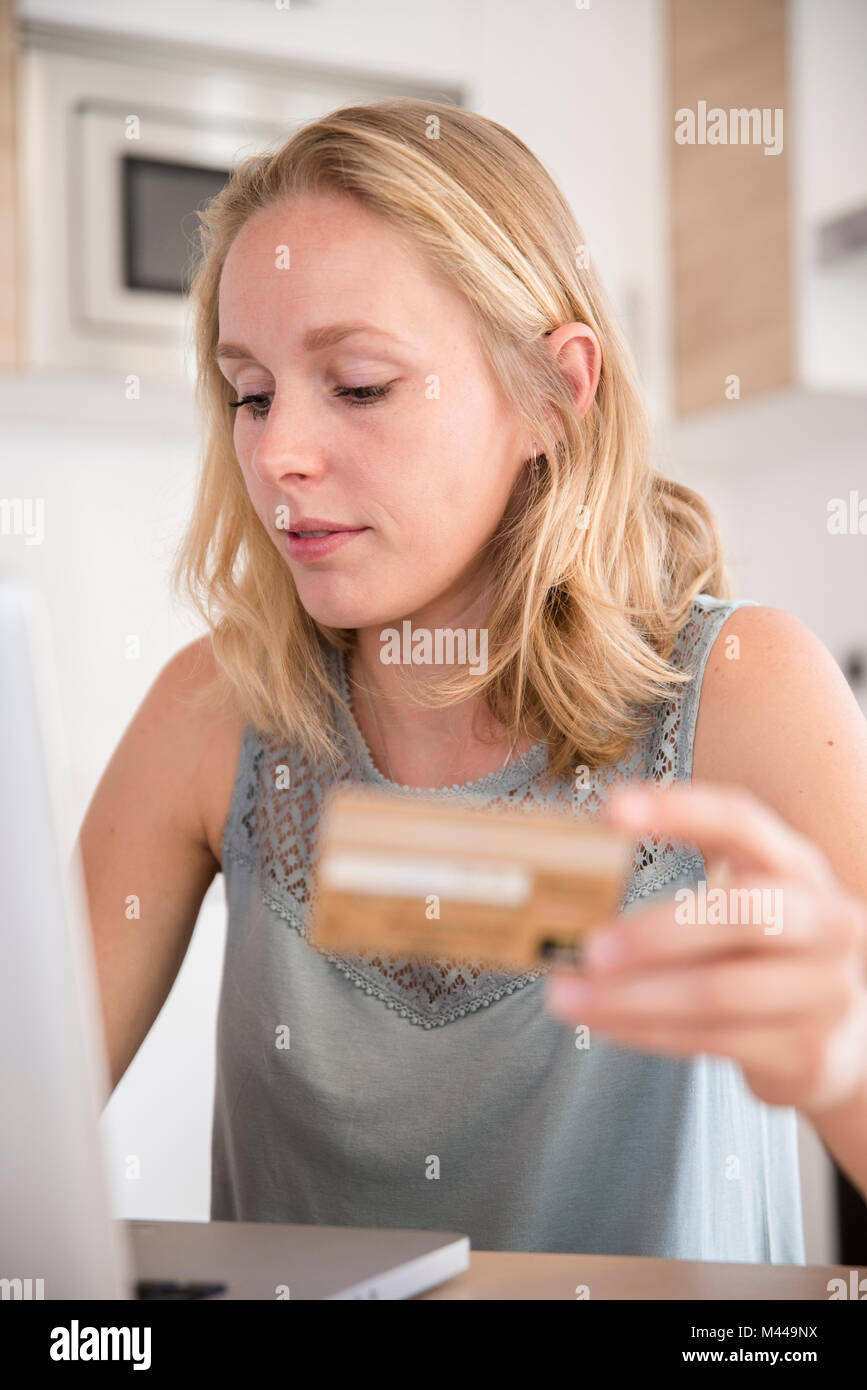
[19, 21, 459, 382]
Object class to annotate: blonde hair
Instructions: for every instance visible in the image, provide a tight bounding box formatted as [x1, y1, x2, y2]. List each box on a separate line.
[171, 97, 730, 783]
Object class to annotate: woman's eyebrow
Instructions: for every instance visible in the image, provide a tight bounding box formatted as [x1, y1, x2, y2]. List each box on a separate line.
[214, 323, 409, 361]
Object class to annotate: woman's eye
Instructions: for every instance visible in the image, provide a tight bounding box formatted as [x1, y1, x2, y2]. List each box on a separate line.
[333, 383, 393, 405]
[228, 382, 393, 422]
[228, 393, 271, 421]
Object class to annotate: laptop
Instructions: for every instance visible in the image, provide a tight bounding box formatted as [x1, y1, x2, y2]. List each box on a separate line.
[0, 575, 470, 1299]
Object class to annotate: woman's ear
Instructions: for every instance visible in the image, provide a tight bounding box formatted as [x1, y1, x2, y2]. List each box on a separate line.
[544, 322, 602, 418]
[518, 322, 602, 460]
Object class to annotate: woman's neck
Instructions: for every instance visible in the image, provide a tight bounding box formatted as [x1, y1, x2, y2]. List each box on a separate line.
[346, 600, 540, 788]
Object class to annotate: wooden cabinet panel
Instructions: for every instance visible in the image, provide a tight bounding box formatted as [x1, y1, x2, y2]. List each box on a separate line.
[670, 0, 793, 414]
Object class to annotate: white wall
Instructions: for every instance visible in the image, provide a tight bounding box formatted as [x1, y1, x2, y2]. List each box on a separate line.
[661, 389, 867, 672]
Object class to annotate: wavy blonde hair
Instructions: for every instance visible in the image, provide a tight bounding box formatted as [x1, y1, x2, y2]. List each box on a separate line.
[171, 97, 730, 784]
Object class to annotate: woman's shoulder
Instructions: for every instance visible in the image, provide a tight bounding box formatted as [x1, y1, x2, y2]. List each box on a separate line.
[670, 591, 760, 666]
[688, 600, 829, 784]
[167, 635, 248, 868]
[641, 593, 764, 786]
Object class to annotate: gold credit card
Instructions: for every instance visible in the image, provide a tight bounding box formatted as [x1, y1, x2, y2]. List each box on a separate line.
[310, 785, 635, 969]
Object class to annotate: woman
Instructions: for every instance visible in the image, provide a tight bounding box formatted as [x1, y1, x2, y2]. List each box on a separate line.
[81, 99, 867, 1262]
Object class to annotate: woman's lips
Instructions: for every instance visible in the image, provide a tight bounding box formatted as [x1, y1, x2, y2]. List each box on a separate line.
[284, 527, 369, 560]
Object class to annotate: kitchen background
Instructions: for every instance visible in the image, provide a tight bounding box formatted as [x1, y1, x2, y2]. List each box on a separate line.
[0, 0, 865, 1263]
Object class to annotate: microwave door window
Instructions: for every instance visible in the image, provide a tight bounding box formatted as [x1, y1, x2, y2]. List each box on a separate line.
[122, 156, 230, 295]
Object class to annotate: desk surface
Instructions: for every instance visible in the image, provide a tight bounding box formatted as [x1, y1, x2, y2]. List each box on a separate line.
[415, 1251, 867, 1299]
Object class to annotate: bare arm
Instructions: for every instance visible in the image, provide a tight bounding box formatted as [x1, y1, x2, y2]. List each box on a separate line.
[694, 604, 867, 1193]
[76, 638, 226, 1093]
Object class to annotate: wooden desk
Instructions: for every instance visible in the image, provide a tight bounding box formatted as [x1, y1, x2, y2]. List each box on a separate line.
[415, 1250, 867, 1299]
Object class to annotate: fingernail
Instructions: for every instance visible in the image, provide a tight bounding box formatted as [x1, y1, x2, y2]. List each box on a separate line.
[548, 976, 592, 1013]
[584, 930, 623, 969]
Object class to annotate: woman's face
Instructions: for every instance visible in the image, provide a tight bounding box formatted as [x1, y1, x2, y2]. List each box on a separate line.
[216, 191, 533, 629]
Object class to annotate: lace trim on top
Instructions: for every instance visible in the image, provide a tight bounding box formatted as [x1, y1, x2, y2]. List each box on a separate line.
[221, 595, 755, 1027]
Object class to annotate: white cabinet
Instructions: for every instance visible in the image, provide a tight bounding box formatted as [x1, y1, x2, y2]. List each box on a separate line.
[791, 0, 867, 393]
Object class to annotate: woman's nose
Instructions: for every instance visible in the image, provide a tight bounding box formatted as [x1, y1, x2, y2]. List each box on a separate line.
[249, 398, 328, 486]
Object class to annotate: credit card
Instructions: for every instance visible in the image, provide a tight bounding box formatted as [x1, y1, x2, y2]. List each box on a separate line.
[310, 784, 635, 969]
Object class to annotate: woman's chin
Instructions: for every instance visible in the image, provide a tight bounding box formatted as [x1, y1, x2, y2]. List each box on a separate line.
[293, 574, 433, 633]
[296, 593, 389, 632]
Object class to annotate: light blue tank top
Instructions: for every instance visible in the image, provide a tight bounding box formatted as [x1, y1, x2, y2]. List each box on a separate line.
[210, 593, 805, 1262]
